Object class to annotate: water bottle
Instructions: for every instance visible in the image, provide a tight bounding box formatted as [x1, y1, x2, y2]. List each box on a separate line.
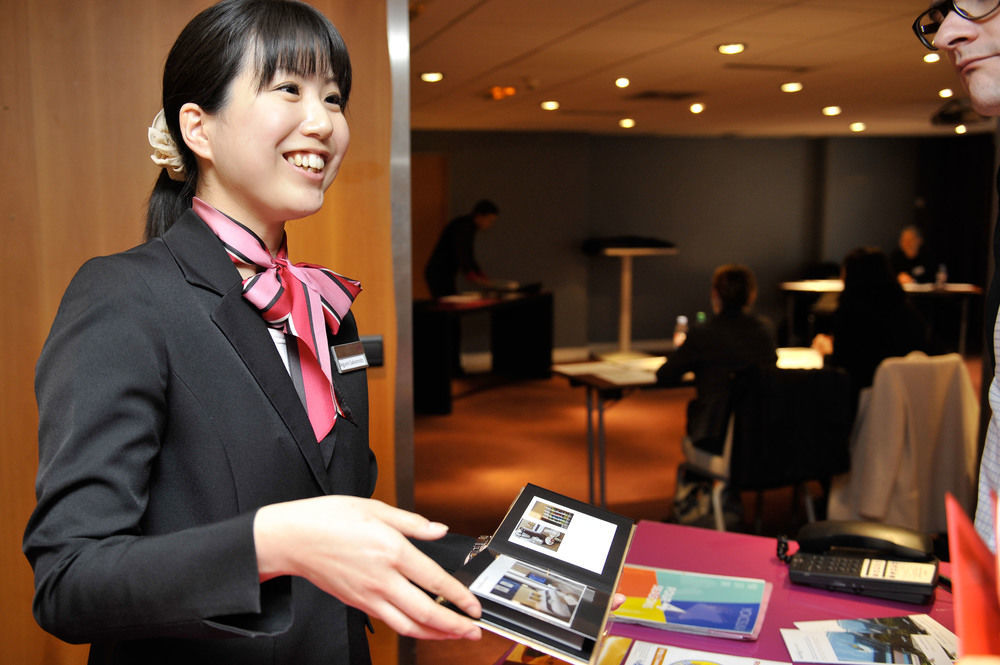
[673, 315, 689, 348]
[935, 263, 947, 289]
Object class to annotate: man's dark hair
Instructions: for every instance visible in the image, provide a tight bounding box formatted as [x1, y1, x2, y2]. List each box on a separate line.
[712, 264, 756, 312]
[471, 199, 499, 216]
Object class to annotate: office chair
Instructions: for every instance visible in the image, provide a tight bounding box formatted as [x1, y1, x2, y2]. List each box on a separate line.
[827, 352, 978, 533]
[677, 365, 853, 532]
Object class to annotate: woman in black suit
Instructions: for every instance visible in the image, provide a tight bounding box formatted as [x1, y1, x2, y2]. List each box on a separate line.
[23, 2, 480, 663]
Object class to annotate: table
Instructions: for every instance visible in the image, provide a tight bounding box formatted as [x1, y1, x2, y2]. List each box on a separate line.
[552, 358, 667, 507]
[601, 246, 678, 355]
[413, 292, 554, 414]
[608, 520, 953, 661]
[780, 279, 982, 354]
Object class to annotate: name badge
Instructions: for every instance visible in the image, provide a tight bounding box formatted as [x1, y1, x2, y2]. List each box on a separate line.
[332, 341, 369, 373]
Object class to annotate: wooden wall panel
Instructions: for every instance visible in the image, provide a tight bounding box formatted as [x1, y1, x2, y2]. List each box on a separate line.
[1, 1, 400, 663]
[410, 152, 450, 300]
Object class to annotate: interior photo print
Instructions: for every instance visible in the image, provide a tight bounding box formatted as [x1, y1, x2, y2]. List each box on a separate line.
[507, 495, 619, 574]
[470, 555, 589, 629]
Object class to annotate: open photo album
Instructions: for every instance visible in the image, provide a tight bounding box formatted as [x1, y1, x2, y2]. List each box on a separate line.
[445, 484, 635, 665]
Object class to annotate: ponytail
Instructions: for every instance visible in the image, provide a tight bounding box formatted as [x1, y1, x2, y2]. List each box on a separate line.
[145, 168, 196, 240]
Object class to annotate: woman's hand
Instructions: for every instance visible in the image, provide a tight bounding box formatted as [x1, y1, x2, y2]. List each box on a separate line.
[253, 496, 482, 641]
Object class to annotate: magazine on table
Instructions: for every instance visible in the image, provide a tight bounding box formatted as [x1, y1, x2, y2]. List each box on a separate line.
[609, 564, 771, 640]
[779, 614, 955, 665]
[497, 637, 792, 665]
[444, 483, 635, 665]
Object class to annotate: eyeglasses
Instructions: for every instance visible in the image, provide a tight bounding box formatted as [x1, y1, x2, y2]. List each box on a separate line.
[913, 0, 1000, 50]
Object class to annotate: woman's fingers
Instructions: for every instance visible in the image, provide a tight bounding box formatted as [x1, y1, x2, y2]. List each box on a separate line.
[255, 496, 482, 639]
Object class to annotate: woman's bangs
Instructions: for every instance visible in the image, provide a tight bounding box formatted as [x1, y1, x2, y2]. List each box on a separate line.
[250, 6, 351, 99]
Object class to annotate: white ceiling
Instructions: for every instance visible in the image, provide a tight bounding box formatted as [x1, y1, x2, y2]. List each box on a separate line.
[409, 0, 996, 138]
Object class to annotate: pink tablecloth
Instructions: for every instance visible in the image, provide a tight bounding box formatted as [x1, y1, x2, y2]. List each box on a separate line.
[608, 520, 953, 661]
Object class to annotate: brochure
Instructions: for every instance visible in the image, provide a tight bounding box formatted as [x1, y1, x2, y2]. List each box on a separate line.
[609, 564, 771, 640]
[610, 638, 790, 665]
[499, 637, 792, 665]
[779, 614, 955, 665]
[446, 483, 635, 665]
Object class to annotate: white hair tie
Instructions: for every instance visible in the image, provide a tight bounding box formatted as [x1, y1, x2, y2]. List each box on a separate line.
[148, 109, 186, 182]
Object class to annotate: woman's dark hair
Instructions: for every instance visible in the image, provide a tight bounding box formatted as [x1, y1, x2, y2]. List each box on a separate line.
[712, 263, 756, 312]
[145, 0, 352, 239]
[840, 246, 904, 309]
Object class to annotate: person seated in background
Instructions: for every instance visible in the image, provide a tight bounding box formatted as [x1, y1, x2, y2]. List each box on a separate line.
[812, 247, 927, 410]
[656, 264, 777, 524]
[890, 225, 935, 285]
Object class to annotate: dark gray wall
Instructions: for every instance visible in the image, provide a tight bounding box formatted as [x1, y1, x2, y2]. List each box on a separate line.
[412, 130, 989, 350]
[822, 138, 922, 265]
[584, 135, 824, 347]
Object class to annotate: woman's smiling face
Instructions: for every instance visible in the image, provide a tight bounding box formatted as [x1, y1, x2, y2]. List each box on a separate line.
[191, 53, 350, 238]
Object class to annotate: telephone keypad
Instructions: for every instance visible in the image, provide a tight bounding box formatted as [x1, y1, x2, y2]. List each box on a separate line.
[792, 553, 865, 575]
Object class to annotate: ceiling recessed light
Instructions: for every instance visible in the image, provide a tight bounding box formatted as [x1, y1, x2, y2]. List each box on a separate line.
[822, 105, 842, 117]
[924, 53, 941, 63]
[619, 118, 636, 129]
[615, 77, 630, 88]
[939, 88, 954, 98]
[689, 103, 705, 114]
[540, 100, 560, 111]
[955, 124, 968, 134]
[849, 122, 866, 133]
[717, 43, 745, 55]
[780, 82, 803, 93]
[420, 72, 444, 83]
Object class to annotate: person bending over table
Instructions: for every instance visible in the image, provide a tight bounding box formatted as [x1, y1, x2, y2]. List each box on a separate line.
[424, 199, 499, 298]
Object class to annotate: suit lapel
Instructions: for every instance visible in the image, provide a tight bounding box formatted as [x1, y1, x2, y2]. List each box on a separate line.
[162, 210, 332, 494]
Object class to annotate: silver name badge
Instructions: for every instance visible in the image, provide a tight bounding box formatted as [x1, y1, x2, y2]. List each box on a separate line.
[332, 341, 369, 373]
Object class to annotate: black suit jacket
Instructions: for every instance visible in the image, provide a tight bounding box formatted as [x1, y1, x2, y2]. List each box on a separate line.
[24, 210, 377, 664]
[656, 310, 777, 455]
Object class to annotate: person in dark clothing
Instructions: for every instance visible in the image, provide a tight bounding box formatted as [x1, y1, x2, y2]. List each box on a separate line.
[22, 3, 482, 662]
[889, 225, 935, 285]
[424, 199, 499, 298]
[657, 265, 777, 456]
[813, 247, 927, 408]
[657, 264, 777, 525]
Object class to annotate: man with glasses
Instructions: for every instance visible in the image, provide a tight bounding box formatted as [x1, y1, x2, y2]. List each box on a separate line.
[913, 0, 1000, 549]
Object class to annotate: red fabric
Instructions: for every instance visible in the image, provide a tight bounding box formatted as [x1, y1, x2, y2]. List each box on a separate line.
[946, 492, 1000, 656]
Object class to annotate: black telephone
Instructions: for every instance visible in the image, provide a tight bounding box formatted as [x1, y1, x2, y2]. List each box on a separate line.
[778, 520, 939, 605]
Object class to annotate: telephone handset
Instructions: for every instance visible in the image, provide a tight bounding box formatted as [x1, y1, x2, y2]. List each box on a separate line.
[778, 520, 939, 605]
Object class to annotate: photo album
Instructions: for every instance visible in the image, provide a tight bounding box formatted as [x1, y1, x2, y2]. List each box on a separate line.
[445, 484, 635, 665]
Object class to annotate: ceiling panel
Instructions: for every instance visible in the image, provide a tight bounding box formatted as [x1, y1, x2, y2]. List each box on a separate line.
[408, 0, 996, 137]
